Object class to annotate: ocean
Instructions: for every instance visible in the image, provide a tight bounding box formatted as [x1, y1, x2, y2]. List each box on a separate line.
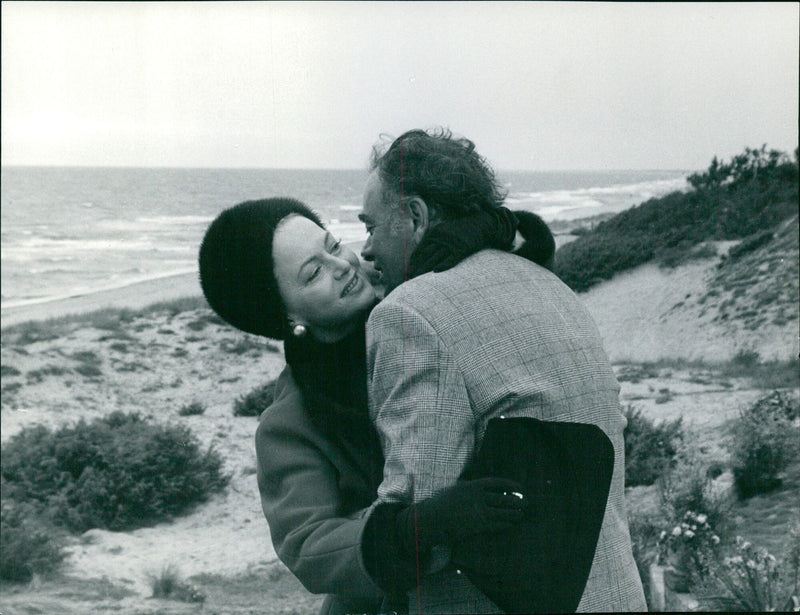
[0, 167, 689, 309]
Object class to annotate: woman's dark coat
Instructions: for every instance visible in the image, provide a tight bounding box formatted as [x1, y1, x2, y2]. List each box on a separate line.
[255, 366, 384, 615]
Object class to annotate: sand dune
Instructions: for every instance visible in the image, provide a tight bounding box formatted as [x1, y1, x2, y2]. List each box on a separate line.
[583, 258, 798, 363]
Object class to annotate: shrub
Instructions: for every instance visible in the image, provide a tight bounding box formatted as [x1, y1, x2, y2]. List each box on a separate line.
[146, 296, 210, 316]
[5, 321, 60, 345]
[659, 241, 720, 269]
[2, 381, 23, 398]
[220, 336, 267, 355]
[26, 365, 70, 383]
[0, 501, 66, 582]
[1, 365, 21, 377]
[186, 319, 208, 332]
[149, 564, 206, 603]
[555, 145, 798, 292]
[657, 510, 723, 591]
[727, 230, 774, 260]
[755, 389, 800, 421]
[719, 358, 799, 391]
[615, 363, 661, 383]
[555, 231, 656, 292]
[74, 364, 102, 378]
[698, 534, 800, 612]
[569, 225, 592, 236]
[178, 402, 206, 417]
[657, 440, 731, 536]
[71, 350, 101, 364]
[1, 412, 229, 532]
[623, 406, 683, 487]
[233, 380, 277, 417]
[654, 388, 673, 404]
[731, 348, 761, 368]
[728, 391, 799, 498]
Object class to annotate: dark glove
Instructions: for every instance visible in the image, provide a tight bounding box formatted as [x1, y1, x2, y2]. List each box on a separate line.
[408, 207, 518, 278]
[361, 477, 527, 595]
[396, 477, 527, 555]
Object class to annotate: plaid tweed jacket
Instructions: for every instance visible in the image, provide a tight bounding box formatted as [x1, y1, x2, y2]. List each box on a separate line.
[366, 249, 647, 613]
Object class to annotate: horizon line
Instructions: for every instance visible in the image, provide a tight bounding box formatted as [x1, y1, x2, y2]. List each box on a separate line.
[0, 163, 694, 174]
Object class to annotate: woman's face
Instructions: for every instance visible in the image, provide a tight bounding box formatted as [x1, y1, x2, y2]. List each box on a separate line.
[272, 214, 377, 341]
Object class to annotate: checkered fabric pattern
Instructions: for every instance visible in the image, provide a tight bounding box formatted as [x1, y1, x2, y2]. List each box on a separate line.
[366, 250, 647, 613]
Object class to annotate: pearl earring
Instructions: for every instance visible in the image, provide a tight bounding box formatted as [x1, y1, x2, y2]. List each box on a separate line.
[292, 324, 307, 338]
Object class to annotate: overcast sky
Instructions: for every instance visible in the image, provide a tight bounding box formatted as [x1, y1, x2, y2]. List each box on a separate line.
[2, 2, 797, 170]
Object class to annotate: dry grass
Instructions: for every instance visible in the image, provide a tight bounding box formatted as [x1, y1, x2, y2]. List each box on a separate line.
[1, 297, 210, 345]
[615, 357, 798, 392]
[730, 458, 800, 559]
[149, 564, 205, 603]
[191, 565, 324, 614]
[0, 563, 323, 615]
[705, 217, 799, 331]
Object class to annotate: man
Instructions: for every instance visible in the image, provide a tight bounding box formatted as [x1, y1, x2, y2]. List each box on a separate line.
[359, 128, 647, 612]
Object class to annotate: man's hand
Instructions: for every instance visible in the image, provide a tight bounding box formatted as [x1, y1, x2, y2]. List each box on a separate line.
[363, 478, 527, 594]
[396, 477, 528, 554]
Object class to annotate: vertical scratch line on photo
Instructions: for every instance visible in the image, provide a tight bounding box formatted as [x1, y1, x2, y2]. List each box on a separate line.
[268, 4, 278, 169]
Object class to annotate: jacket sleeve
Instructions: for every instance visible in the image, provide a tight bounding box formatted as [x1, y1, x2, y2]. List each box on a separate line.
[366, 299, 475, 504]
[255, 368, 383, 602]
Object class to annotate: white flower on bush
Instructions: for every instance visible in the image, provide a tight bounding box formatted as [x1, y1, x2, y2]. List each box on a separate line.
[658, 509, 724, 578]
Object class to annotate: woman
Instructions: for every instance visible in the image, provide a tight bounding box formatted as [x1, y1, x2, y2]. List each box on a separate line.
[198, 198, 537, 615]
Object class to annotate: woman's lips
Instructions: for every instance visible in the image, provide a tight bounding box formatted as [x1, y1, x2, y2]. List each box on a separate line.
[341, 273, 360, 297]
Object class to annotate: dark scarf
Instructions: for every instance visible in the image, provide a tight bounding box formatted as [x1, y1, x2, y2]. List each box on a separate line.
[408, 206, 518, 278]
[283, 306, 384, 498]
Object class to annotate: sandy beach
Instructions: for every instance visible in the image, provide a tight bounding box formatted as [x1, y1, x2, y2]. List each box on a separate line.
[1, 272, 203, 330]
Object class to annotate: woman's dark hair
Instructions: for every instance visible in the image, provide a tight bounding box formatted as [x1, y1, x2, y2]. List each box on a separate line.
[370, 128, 507, 220]
[513, 210, 556, 271]
[198, 198, 324, 340]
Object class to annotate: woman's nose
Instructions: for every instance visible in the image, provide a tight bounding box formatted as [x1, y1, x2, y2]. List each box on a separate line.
[327, 253, 352, 278]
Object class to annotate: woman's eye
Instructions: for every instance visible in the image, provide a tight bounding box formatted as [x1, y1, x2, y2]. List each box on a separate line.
[308, 266, 321, 281]
[332, 239, 342, 252]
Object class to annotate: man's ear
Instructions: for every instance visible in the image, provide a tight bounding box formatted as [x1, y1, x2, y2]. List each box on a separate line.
[405, 197, 431, 244]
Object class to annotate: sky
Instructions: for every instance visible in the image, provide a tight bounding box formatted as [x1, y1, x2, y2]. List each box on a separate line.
[2, 2, 798, 171]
